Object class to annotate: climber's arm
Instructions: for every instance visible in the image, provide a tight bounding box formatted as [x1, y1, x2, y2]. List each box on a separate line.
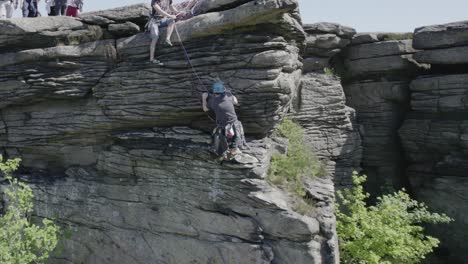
[153, 3, 176, 19]
[202, 93, 210, 112]
[233, 96, 239, 106]
[169, 3, 179, 13]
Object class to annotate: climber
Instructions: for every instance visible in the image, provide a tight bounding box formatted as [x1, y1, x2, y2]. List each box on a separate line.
[202, 81, 247, 160]
[148, 0, 180, 65]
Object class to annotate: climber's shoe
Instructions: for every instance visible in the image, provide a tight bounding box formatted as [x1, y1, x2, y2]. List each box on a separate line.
[163, 39, 173, 47]
[150, 59, 164, 66]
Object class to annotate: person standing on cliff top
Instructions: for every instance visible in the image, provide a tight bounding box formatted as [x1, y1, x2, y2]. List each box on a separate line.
[148, 0, 179, 65]
[53, 0, 67, 15]
[0, 0, 20, 19]
[21, 0, 40, 17]
[202, 81, 247, 160]
[65, 0, 82, 17]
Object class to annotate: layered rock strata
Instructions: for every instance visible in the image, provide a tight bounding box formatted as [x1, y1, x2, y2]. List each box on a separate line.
[340, 33, 428, 194]
[286, 23, 363, 264]
[0, 1, 343, 263]
[399, 21, 468, 263]
[293, 23, 362, 188]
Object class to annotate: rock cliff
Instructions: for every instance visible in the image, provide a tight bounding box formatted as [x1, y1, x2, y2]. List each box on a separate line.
[338, 22, 468, 263]
[292, 22, 362, 188]
[399, 21, 468, 263]
[0, 1, 358, 263]
[3, 1, 465, 262]
[339, 33, 428, 194]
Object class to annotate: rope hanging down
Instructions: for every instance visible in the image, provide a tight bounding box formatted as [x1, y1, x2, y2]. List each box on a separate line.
[174, 25, 209, 92]
[173, 24, 216, 122]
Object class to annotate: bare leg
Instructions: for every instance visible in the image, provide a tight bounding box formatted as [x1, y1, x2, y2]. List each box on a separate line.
[0, 3, 6, 19]
[6, 2, 14, 18]
[166, 21, 175, 42]
[149, 39, 158, 61]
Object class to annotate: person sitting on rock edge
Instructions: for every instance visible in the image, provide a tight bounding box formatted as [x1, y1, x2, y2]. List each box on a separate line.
[148, 0, 179, 65]
[202, 81, 247, 160]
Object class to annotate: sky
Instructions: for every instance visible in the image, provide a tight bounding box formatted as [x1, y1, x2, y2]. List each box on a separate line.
[15, 0, 468, 32]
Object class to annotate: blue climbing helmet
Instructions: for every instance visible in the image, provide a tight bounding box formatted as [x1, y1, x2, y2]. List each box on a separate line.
[212, 81, 225, 94]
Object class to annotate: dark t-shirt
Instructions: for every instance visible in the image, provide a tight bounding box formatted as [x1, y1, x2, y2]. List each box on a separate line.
[151, 0, 172, 19]
[208, 92, 238, 126]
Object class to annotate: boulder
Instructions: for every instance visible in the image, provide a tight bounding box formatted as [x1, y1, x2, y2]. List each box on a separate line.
[79, 3, 151, 27]
[0, 40, 116, 109]
[351, 33, 380, 45]
[291, 73, 362, 187]
[344, 39, 415, 60]
[174, 0, 299, 43]
[351, 32, 413, 45]
[303, 22, 356, 39]
[409, 172, 468, 264]
[192, 0, 251, 14]
[413, 20, 468, 49]
[107, 22, 141, 37]
[400, 119, 468, 163]
[306, 34, 350, 50]
[344, 54, 426, 80]
[24, 129, 321, 264]
[95, 33, 301, 136]
[0, 17, 100, 52]
[344, 81, 409, 191]
[410, 74, 468, 113]
[414, 46, 468, 64]
[0, 0, 358, 263]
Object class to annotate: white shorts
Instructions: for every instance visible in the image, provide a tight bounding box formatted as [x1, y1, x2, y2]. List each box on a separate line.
[148, 17, 174, 40]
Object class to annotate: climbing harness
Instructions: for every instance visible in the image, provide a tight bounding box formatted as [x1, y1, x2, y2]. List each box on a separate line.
[172, 23, 254, 161]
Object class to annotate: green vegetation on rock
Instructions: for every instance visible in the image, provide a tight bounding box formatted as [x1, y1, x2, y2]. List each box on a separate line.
[324, 67, 338, 77]
[0, 157, 59, 264]
[337, 172, 453, 264]
[267, 119, 326, 199]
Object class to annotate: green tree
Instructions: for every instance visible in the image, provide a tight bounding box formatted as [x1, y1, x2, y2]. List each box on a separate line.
[336, 172, 453, 264]
[268, 119, 325, 197]
[0, 156, 59, 264]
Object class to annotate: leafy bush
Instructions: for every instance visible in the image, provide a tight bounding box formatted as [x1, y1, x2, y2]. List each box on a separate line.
[324, 67, 338, 77]
[0, 156, 59, 264]
[337, 172, 453, 264]
[268, 119, 325, 198]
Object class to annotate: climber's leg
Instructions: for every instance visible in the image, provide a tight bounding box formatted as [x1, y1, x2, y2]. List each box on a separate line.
[148, 19, 164, 65]
[154, 19, 175, 47]
[149, 39, 158, 61]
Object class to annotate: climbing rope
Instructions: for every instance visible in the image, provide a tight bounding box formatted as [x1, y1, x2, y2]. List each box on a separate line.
[173, 24, 217, 122]
[174, 24, 209, 92]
